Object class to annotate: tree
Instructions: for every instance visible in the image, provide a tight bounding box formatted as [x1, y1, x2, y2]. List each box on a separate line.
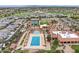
[50, 39, 59, 52]
[47, 34, 51, 42]
[53, 39, 59, 46]
[46, 30, 49, 32]
[51, 20, 58, 24]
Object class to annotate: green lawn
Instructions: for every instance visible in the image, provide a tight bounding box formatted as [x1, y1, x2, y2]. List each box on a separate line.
[70, 15, 79, 19]
[14, 12, 30, 17]
[0, 11, 30, 19]
[48, 12, 79, 19]
[48, 12, 73, 16]
[40, 20, 48, 25]
[71, 45, 79, 53]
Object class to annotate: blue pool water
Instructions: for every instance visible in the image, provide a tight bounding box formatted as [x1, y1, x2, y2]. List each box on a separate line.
[31, 36, 40, 46]
[33, 31, 40, 34]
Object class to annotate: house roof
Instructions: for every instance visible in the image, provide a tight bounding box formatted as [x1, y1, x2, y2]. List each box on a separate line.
[7, 24, 17, 31]
[0, 31, 8, 39]
[52, 31, 79, 38]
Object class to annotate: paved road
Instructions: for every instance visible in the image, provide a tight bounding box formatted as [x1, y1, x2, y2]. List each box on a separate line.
[16, 31, 27, 49]
[21, 30, 30, 49]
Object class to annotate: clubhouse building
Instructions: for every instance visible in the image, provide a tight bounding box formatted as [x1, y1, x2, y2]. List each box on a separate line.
[52, 31, 79, 44]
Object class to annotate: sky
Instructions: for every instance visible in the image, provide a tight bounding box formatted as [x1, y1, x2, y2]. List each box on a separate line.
[0, 0, 79, 5]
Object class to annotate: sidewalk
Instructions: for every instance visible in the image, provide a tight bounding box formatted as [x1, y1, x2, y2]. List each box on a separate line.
[63, 45, 75, 53]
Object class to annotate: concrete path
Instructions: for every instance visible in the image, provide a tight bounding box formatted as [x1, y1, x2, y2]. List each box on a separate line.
[63, 45, 75, 53]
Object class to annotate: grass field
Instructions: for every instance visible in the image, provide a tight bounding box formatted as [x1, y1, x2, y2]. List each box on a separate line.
[71, 45, 79, 53]
[48, 12, 73, 15]
[40, 20, 48, 25]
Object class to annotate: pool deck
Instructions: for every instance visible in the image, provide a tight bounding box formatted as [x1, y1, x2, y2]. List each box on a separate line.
[24, 33, 46, 49]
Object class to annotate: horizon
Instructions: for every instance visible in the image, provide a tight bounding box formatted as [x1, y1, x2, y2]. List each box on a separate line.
[0, 5, 79, 8]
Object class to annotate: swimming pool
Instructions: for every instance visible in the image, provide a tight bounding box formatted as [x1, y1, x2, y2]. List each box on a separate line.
[31, 36, 40, 46]
[33, 31, 40, 34]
